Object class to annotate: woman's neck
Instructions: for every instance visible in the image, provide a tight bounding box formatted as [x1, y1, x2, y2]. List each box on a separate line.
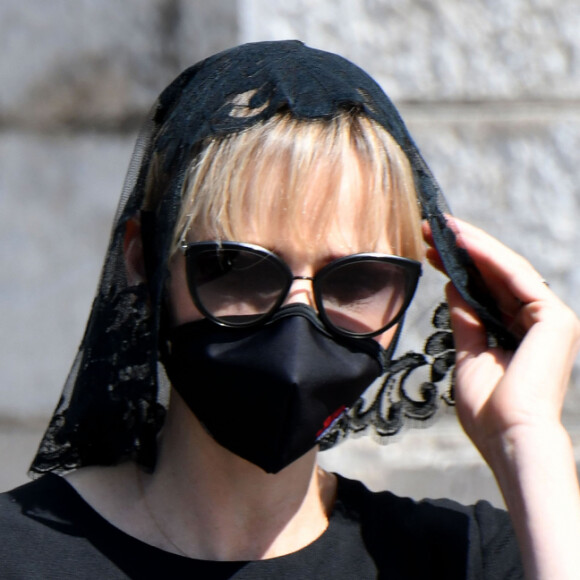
[66, 392, 337, 561]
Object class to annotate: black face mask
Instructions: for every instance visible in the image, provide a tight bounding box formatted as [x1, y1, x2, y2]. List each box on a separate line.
[162, 304, 396, 473]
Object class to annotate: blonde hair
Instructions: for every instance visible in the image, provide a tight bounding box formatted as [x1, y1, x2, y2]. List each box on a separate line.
[171, 112, 424, 260]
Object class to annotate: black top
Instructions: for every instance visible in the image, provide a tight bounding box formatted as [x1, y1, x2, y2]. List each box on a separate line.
[0, 473, 522, 579]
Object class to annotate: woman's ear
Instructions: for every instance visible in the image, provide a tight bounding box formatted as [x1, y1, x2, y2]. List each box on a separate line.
[124, 216, 147, 285]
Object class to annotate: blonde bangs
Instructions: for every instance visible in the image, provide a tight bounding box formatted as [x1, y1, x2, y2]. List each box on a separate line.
[173, 113, 424, 260]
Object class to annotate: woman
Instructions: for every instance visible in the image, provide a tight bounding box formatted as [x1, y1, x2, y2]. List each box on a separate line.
[1, 41, 579, 579]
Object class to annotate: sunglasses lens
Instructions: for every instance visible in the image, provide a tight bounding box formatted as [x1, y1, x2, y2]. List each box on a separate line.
[318, 259, 415, 335]
[187, 246, 288, 325]
[185, 243, 419, 336]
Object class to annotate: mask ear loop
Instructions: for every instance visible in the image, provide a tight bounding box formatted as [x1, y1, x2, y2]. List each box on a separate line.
[380, 314, 406, 372]
[139, 210, 157, 290]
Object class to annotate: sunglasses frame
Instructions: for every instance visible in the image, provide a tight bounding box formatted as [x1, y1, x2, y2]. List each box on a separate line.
[180, 241, 422, 338]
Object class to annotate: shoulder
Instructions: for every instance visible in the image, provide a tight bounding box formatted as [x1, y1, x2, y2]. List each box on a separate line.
[334, 474, 523, 579]
[335, 473, 512, 533]
[0, 474, 87, 547]
[0, 474, 78, 528]
[0, 475, 130, 578]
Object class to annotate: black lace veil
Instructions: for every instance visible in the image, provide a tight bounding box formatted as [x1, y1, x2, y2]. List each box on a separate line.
[30, 41, 515, 475]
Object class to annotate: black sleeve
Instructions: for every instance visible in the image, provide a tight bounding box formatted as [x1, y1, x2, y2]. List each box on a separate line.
[468, 499, 524, 579]
[336, 475, 524, 580]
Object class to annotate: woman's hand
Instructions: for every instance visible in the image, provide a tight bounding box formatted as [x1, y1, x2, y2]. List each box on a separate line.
[424, 217, 580, 579]
[424, 217, 580, 452]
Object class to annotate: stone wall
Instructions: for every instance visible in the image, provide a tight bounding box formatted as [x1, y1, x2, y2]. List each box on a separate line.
[1, 1, 579, 502]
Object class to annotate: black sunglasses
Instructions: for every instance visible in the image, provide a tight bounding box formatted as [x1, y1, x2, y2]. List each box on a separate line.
[180, 241, 421, 338]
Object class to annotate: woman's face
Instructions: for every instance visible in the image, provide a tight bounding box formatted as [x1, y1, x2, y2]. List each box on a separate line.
[167, 165, 408, 350]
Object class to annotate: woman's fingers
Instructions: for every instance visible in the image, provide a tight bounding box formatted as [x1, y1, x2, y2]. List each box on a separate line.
[452, 220, 549, 303]
[423, 217, 555, 328]
[444, 282, 488, 361]
[429, 218, 580, 433]
[424, 247, 445, 274]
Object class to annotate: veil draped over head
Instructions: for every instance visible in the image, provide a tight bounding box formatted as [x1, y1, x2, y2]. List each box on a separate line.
[30, 41, 515, 475]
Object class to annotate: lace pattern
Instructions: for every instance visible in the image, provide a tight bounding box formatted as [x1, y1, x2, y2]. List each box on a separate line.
[320, 303, 455, 448]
